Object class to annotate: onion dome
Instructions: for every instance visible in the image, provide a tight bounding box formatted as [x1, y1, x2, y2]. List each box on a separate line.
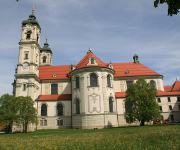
[22, 10, 41, 29]
[40, 39, 52, 54]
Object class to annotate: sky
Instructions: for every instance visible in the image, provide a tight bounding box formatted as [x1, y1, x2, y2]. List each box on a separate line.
[0, 0, 180, 95]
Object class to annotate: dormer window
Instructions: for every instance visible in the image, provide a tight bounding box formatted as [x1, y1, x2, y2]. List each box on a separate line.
[90, 58, 95, 64]
[26, 31, 32, 40]
[108, 63, 113, 69]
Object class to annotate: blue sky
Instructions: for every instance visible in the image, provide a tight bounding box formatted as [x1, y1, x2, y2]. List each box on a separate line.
[0, 0, 180, 95]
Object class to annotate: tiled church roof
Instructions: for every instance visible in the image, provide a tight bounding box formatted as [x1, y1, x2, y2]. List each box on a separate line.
[112, 62, 160, 77]
[116, 81, 180, 98]
[39, 65, 71, 80]
[157, 81, 180, 97]
[164, 86, 172, 92]
[76, 50, 107, 69]
[38, 94, 72, 101]
[156, 91, 180, 97]
[171, 81, 180, 91]
[38, 51, 161, 80]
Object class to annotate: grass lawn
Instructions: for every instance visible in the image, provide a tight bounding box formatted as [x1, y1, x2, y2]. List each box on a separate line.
[0, 125, 180, 150]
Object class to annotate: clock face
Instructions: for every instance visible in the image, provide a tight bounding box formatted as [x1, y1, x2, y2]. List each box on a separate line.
[23, 63, 29, 70]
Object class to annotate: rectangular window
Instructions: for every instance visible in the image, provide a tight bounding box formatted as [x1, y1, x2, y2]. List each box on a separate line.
[170, 115, 174, 122]
[51, 84, 58, 95]
[159, 106, 162, 111]
[75, 77, 80, 89]
[177, 97, 180, 102]
[126, 81, 133, 89]
[169, 105, 172, 111]
[40, 119, 47, 126]
[23, 84, 26, 91]
[157, 98, 161, 103]
[57, 119, 63, 126]
[40, 120, 43, 126]
[168, 97, 171, 102]
[24, 51, 29, 60]
[90, 58, 95, 64]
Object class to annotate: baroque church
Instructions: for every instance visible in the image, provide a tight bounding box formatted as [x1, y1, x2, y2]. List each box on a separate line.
[13, 10, 180, 130]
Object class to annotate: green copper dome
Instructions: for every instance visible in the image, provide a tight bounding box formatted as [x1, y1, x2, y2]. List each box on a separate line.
[40, 40, 52, 54]
[22, 13, 41, 30]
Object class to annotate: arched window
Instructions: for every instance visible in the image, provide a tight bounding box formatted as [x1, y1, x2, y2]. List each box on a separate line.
[75, 76, 80, 89]
[109, 97, 113, 113]
[107, 74, 112, 87]
[76, 99, 80, 114]
[57, 103, 63, 116]
[43, 56, 47, 63]
[26, 31, 32, 39]
[41, 104, 47, 116]
[90, 73, 98, 87]
[150, 80, 156, 89]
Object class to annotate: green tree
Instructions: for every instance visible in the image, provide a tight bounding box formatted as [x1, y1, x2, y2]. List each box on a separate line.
[0, 94, 19, 133]
[125, 78, 160, 126]
[17, 96, 37, 133]
[154, 0, 180, 16]
[0, 95, 37, 133]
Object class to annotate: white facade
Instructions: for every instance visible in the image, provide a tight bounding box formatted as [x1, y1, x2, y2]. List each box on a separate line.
[13, 12, 180, 130]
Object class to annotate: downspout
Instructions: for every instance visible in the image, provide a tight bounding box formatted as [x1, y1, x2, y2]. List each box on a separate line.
[36, 99, 38, 131]
[70, 67, 73, 129]
[71, 77, 73, 129]
[116, 97, 119, 127]
[36, 81, 42, 131]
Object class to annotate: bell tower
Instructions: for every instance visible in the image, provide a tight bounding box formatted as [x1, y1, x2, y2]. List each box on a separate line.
[14, 8, 41, 100]
[40, 39, 53, 66]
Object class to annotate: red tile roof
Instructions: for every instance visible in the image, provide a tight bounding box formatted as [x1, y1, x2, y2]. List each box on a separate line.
[38, 94, 72, 101]
[164, 81, 180, 92]
[164, 86, 172, 92]
[171, 81, 180, 91]
[39, 65, 71, 80]
[116, 90, 180, 99]
[112, 63, 161, 77]
[115, 92, 126, 98]
[38, 51, 162, 80]
[76, 50, 107, 69]
[157, 91, 180, 97]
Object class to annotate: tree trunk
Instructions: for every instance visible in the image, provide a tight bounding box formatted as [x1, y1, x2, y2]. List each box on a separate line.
[23, 123, 25, 133]
[25, 122, 28, 133]
[140, 120, 145, 126]
[5, 122, 13, 134]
